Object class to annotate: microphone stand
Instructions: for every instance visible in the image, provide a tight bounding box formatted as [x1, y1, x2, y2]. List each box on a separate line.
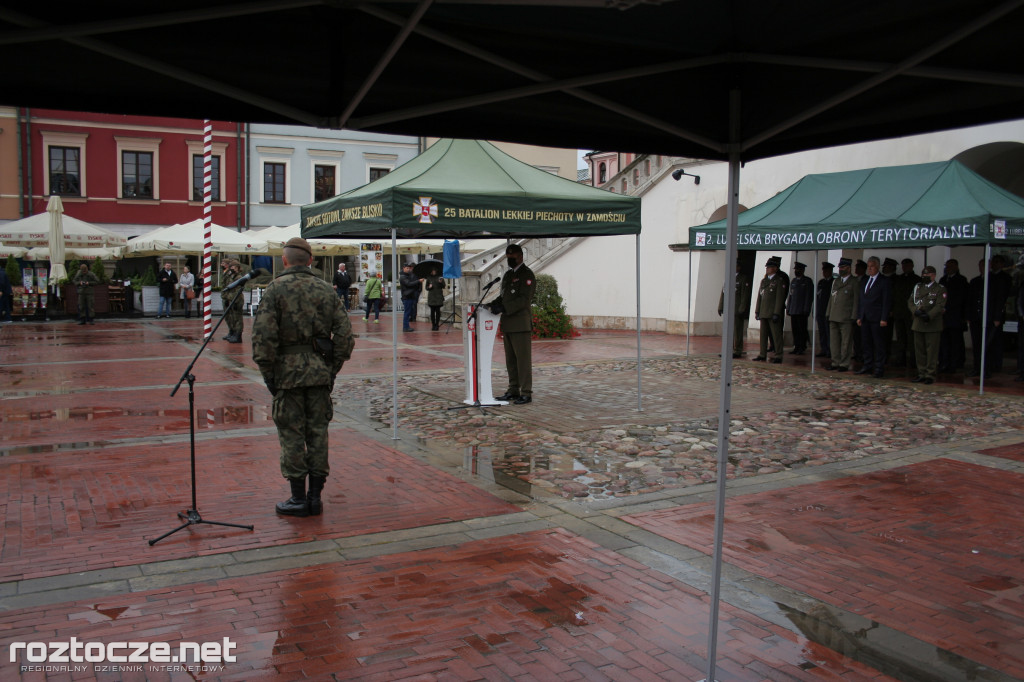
[449, 279, 500, 413]
[148, 284, 255, 545]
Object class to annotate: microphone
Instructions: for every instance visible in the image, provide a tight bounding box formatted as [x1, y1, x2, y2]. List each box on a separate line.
[223, 269, 260, 291]
[482, 276, 500, 291]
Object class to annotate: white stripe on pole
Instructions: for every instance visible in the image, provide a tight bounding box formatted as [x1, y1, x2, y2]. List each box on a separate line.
[202, 120, 213, 338]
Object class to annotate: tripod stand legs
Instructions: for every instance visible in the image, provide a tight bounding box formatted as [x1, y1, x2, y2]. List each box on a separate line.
[148, 510, 254, 546]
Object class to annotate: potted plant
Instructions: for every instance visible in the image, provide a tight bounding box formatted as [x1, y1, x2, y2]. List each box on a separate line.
[139, 265, 159, 316]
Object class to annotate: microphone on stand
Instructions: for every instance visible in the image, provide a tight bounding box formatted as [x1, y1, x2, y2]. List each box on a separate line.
[482, 276, 500, 291]
[222, 269, 263, 291]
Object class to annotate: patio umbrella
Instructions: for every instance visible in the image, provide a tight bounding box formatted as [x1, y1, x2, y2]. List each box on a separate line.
[47, 195, 68, 283]
[0, 211, 126, 249]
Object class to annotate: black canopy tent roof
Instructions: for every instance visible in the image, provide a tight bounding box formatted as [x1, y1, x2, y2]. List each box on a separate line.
[5, 2, 1024, 679]
[1, 1, 1022, 163]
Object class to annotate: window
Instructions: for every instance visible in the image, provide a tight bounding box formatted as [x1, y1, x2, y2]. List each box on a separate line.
[192, 154, 221, 201]
[49, 146, 81, 196]
[122, 151, 154, 199]
[187, 139, 227, 203]
[264, 162, 287, 204]
[364, 151, 398, 184]
[598, 162, 607, 184]
[115, 136, 160, 200]
[314, 164, 336, 202]
[369, 167, 390, 182]
[41, 131, 88, 197]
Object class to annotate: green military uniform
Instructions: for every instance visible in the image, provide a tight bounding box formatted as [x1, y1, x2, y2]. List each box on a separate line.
[825, 271, 860, 370]
[754, 266, 787, 361]
[890, 269, 921, 366]
[252, 262, 354, 513]
[72, 268, 100, 324]
[719, 271, 752, 355]
[220, 262, 245, 342]
[909, 279, 946, 382]
[492, 263, 537, 399]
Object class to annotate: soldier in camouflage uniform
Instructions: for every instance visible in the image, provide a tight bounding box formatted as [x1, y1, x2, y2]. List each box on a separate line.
[252, 237, 354, 517]
[72, 263, 99, 325]
[220, 259, 245, 343]
[909, 265, 946, 385]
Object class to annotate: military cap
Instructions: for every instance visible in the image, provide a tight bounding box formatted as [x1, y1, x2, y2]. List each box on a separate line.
[822, 261, 835, 269]
[921, 265, 937, 274]
[765, 256, 781, 267]
[838, 257, 852, 267]
[794, 261, 806, 269]
[284, 236, 312, 256]
[883, 257, 898, 268]
[901, 258, 915, 265]
[856, 259, 867, 268]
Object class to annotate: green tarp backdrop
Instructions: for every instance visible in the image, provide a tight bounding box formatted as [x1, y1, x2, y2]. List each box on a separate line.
[301, 139, 641, 240]
[690, 161, 1024, 250]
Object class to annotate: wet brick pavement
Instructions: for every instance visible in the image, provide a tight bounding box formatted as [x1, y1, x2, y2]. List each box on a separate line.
[2, 316, 1024, 680]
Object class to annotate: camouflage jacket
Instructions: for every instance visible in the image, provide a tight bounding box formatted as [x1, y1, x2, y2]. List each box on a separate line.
[220, 269, 244, 309]
[251, 266, 354, 390]
[72, 270, 99, 290]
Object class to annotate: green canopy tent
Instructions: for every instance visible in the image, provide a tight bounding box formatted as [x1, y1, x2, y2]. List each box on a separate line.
[300, 139, 642, 436]
[301, 138, 640, 239]
[688, 160, 1024, 391]
[688, 160, 1024, 250]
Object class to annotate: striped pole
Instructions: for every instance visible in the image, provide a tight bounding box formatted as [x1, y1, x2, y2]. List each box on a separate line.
[202, 120, 214, 339]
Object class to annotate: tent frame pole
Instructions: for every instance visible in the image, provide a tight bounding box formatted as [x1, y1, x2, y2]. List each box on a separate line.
[637, 232, 643, 411]
[392, 228, 400, 440]
[811, 251, 818, 374]
[686, 248, 692, 356]
[703, 90, 741, 682]
[980, 243, 991, 395]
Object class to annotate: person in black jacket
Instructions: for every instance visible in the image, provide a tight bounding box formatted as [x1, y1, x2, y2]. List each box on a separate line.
[815, 262, 834, 358]
[938, 259, 969, 372]
[786, 262, 813, 354]
[157, 261, 177, 318]
[332, 262, 352, 310]
[856, 256, 892, 378]
[967, 255, 1012, 378]
[399, 263, 422, 332]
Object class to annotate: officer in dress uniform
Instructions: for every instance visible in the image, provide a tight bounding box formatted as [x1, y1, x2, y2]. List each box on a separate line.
[825, 257, 860, 371]
[252, 237, 354, 517]
[718, 258, 752, 358]
[786, 261, 813, 354]
[910, 265, 946, 384]
[490, 244, 537, 404]
[753, 256, 787, 364]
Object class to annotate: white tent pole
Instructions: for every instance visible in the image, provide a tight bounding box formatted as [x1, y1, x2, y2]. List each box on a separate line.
[811, 251, 818, 374]
[392, 228, 400, 439]
[980, 243, 991, 395]
[686, 248, 692, 356]
[636, 232, 643, 411]
[704, 91, 741, 682]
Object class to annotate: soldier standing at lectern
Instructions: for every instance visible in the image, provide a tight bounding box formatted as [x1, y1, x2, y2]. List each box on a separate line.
[490, 244, 537, 404]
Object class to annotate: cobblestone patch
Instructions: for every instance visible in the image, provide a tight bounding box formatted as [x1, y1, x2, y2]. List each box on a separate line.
[347, 357, 1024, 501]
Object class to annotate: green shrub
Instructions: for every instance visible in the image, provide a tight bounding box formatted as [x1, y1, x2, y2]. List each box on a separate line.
[139, 265, 157, 286]
[530, 273, 576, 339]
[5, 254, 20, 284]
[91, 257, 109, 284]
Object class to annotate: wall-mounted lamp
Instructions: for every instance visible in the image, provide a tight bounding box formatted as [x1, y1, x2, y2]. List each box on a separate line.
[671, 168, 700, 184]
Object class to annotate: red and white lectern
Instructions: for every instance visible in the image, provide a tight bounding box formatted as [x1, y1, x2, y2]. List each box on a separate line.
[463, 304, 508, 406]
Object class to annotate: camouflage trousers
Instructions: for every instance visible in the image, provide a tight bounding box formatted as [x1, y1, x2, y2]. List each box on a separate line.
[272, 385, 333, 480]
[225, 304, 243, 336]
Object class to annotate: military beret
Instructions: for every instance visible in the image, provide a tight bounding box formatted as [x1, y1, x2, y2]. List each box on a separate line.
[766, 256, 781, 267]
[838, 258, 852, 267]
[794, 261, 806, 269]
[883, 257, 898, 268]
[284, 236, 312, 256]
[822, 261, 835, 269]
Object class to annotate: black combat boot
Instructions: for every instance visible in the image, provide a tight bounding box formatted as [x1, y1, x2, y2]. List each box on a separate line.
[307, 476, 326, 516]
[275, 478, 309, 517]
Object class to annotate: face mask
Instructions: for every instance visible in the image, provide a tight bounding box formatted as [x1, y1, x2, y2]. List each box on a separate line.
[507, 257, 517, 268]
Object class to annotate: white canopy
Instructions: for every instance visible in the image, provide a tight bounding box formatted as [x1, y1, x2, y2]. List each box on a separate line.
[0, 212, 127, 248]
[252, 224, 501, 256]
[24, 246, 124, 262]
[126, 220, 268, 256]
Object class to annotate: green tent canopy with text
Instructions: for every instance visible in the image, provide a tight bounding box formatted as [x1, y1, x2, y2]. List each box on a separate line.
[300, 139, 641, 240]
[689, 160, 1024, 251]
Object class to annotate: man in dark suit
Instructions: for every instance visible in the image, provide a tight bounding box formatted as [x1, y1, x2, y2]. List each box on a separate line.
[939, 258, 969, 372]
[856, 256, 892, 378]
